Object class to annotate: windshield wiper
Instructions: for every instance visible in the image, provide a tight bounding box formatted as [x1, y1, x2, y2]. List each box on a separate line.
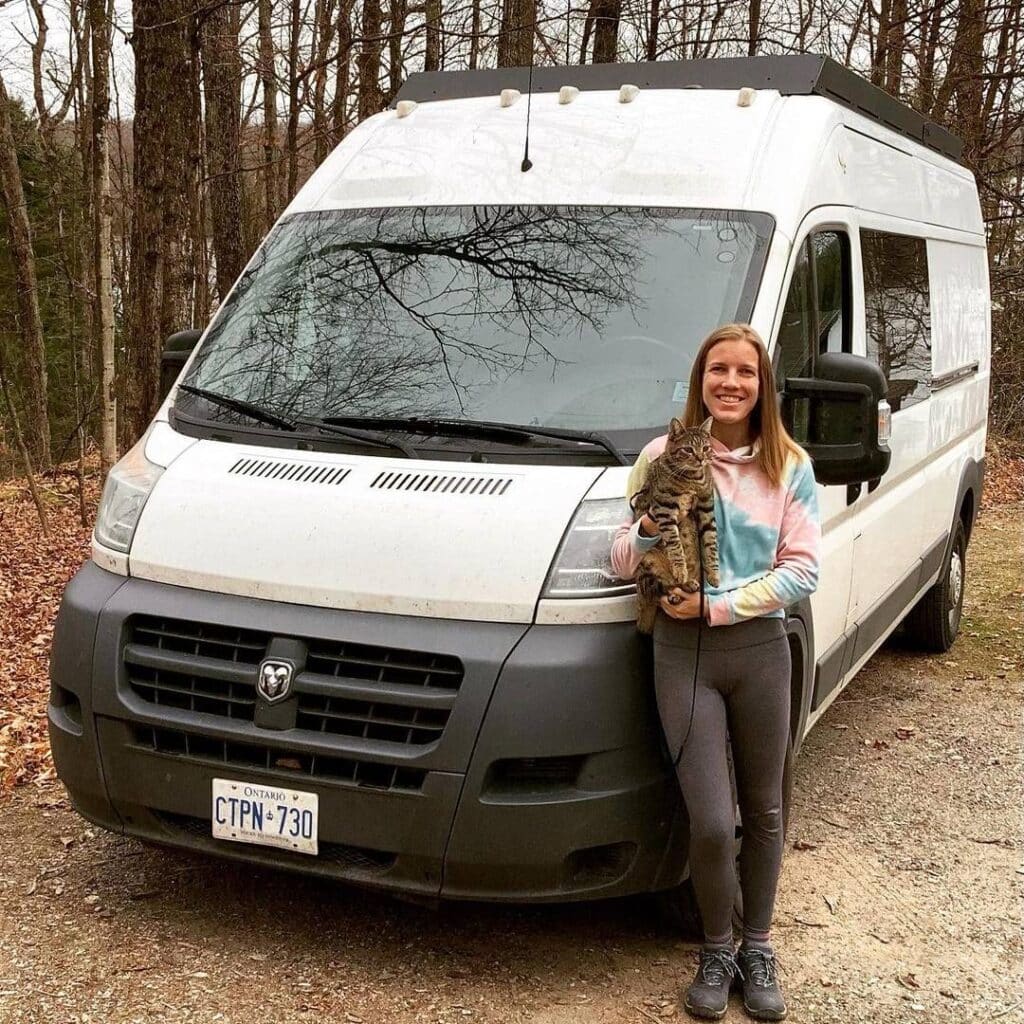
[176, 385, 415, 457]
[320, 416, 630, 465]
[293, 417, 418, 458]
[176, 384, 296, 431]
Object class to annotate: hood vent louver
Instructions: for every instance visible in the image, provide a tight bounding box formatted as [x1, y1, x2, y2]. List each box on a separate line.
[371, 470, 516, 496]
[229, 457, 351, 486]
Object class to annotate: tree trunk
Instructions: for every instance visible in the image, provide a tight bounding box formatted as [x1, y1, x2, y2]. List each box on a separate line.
[312, 0, 336, 165]
[871, 0, 891, 87]
[883, 0, 907, 97]
[424, 0, 442, 72]
[646, 0, 660, 60]
[748, 0, 761, 56]
[88, 0, 117, 475]
[468, 0, 481, 69]
[498, 0, 535, 67]
[387, 0, 408, 105]
[590, 0, 620, 64]
[357, 0, 383, 121]
[126, 0, 193, 442]
[0, 72, 51, 468]
[258, 0, 279, 229]
[201, 0, 245, 301]
[0, 346, 49, 536]
[331, 0, 353, 144]
[285, 0, 301, 204]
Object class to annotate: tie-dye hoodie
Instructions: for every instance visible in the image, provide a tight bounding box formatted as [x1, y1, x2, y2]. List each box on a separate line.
[610, 435, 821, 626]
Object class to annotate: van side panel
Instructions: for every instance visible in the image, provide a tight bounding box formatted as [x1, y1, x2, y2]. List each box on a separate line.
[819, 126, 978, 234]
[923, 239, 990, 559]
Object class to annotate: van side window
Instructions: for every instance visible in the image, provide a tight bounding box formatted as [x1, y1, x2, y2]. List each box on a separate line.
[776, 242, 814, 383]
[775, 229, 851, 385]
[860, 230, 932, 412]
[812, 232, 849, 355]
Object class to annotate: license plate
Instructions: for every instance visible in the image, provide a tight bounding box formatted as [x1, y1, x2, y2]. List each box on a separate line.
[211, 778, 319, 855]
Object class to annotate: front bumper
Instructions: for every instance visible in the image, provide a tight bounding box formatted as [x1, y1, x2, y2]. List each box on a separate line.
[49, 563, 687, 901]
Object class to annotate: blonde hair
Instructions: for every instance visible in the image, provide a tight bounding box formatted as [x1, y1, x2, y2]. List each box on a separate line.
[682, 323, 804, 488]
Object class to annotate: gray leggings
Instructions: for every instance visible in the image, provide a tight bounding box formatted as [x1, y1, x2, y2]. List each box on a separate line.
[653, 614, 791, 943]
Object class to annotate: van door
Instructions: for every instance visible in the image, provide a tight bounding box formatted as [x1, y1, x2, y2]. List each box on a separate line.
[842, 220, 934, 644]
[770, 214, 858, 700]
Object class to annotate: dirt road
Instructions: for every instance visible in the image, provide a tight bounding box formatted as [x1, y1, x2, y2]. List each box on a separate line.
[1, 504, 1020, 1024]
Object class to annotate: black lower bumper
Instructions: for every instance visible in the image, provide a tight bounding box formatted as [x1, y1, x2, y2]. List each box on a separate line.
[49, 562, 687, 901]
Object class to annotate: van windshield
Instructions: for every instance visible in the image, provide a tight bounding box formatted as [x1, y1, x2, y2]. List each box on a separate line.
[179, 205, 773, 453]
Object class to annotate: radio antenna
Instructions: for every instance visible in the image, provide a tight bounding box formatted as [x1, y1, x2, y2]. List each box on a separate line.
[520, 28, 535, 172]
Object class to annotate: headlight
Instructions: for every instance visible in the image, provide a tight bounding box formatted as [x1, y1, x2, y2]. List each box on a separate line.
[94, 428, 163, 553]
[542, 497, 636, 598]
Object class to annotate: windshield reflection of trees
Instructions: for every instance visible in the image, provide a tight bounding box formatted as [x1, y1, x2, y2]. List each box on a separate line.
[186, 205, 752, 423]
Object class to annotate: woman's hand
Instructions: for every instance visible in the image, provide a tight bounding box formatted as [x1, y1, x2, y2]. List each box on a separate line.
[659, 588, 708, 621]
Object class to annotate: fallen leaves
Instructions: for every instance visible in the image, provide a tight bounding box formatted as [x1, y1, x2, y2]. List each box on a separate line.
[0, 466, 97, 795]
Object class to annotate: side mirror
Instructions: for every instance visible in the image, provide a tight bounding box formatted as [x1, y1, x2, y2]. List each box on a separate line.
[782, 352, 891, 486]
[160, 329, 202, 401]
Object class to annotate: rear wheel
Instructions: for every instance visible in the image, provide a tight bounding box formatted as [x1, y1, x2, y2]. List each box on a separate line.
[903, 519, 966, 652]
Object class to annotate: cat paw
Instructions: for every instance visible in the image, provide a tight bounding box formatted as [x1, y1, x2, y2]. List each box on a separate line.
[680, 581, 700, 593]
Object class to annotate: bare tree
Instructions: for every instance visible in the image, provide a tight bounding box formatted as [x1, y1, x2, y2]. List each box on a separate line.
[0, 72, 51, 468]
[125, 0, 195, 441]
[201, 0, 246, 300]
[88, 0, 117, 474]
[257, 0, 279, 229]
[357, 0, 383, 119]
[498, 0, 536, 66]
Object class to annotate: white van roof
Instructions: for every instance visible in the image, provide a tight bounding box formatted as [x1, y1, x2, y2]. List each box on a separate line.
[287, 58, 983, 239]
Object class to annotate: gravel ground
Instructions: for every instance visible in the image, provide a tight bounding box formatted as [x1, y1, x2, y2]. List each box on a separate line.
[1, 503, 1020, 1024]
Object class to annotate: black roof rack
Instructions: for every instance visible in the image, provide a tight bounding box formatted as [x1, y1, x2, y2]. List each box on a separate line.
[394, 54, 962, 163]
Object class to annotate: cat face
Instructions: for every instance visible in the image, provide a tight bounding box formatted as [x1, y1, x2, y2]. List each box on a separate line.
[666, 418, 713, 470]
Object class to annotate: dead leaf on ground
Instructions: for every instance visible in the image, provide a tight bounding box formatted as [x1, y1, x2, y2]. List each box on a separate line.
[897, 973, 921, 990]
[792, 839, 819, 851]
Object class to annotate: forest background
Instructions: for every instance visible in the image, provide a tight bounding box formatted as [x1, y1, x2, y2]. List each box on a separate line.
[0, 0, 1021, 498]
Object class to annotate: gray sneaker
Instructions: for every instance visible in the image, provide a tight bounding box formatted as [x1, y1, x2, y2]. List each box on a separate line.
[683, 946, 739, 1020]
[737, 944, 787, 1021]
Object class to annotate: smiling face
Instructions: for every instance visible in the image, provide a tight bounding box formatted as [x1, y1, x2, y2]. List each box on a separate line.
[701, 339, 761, 426]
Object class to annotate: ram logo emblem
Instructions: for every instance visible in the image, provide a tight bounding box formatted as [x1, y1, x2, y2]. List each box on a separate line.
[257, 659, 294, 703]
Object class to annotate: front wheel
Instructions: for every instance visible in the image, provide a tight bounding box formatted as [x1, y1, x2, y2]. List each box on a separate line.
[903, 519, 966, 652]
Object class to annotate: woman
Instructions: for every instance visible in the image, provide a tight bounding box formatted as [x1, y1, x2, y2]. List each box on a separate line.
[611, 323, 821, 1021]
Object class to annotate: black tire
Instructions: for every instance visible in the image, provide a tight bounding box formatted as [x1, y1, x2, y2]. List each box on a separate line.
[656, 874, 703, 938]
[903, 519, 966, 652]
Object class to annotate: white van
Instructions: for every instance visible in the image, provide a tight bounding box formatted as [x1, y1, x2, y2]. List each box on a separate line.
[50, 56, 988, 914]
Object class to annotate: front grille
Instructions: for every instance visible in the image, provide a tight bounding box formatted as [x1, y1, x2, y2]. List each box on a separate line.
[129, 664, 257, 721]
[125, 616, 463, 748]
[131, 617, 266, 664]
[156, 811, 396, 871]
[132, 725, 427, 793]
[304, 639, 463, 690]
[296, 696, 449, 744]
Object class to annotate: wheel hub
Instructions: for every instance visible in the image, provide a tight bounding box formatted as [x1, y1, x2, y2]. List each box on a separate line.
[948, 549, 963, 623]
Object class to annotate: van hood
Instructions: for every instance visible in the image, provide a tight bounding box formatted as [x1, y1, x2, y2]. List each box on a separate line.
[128, 439, 604, 623]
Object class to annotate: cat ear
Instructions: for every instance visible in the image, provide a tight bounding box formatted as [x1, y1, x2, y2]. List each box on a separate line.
[699, 416, 714, 433]
[668, 417, 685, 437]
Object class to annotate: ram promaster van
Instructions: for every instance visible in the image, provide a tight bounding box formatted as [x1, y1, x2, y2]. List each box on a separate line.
[50, 56, 989, 915]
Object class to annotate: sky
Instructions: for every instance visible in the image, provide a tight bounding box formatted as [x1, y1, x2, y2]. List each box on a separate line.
[0, 0, 135, 112]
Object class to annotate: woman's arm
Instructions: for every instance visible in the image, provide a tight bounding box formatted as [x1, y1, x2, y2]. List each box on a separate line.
[705, 456, 821, 626]
[609, 449, 660, 581]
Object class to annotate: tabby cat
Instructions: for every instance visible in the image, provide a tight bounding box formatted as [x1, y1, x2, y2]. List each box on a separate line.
[630, 417, 720, 634]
